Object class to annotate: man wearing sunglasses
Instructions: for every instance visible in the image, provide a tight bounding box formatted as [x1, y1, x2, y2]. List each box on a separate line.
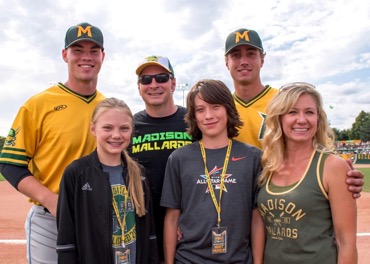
[224, 28, 364, 197]
[130, 55, 193, 262]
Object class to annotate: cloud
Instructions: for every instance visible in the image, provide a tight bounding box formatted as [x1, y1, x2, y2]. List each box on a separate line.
[0, 0, 369, 137]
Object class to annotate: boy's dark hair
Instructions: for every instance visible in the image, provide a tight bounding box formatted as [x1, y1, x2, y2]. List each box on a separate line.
[185, 79, 243, 140]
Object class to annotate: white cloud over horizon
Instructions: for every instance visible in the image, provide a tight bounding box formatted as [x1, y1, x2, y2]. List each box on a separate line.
[1, 0, 369, 136]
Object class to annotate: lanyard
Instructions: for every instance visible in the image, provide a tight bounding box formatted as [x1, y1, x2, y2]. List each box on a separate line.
[199, 139, 232, 227]
[112, 186, 129, 247]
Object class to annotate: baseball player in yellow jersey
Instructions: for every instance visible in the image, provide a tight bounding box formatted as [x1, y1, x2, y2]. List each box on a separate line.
[224, 28, 277, 150]
[224, 28, 364, 197]
[0, 22, 105, 263]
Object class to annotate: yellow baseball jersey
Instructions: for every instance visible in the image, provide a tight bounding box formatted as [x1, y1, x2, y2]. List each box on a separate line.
[234, 85, 278, 149]
[0, 83, 105, 204]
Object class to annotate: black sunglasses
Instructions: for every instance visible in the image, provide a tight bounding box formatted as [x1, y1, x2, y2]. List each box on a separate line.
[138, 73, 172, 85]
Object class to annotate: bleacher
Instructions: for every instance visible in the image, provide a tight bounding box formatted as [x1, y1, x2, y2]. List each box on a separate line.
[336, 140, 370, 164]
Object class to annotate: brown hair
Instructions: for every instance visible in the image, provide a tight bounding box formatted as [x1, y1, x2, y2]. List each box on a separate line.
[185, 79, 243, 140]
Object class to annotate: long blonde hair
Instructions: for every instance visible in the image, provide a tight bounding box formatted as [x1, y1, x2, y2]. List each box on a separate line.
[91, 97, 146, 216]
[259, 83, 335, 185]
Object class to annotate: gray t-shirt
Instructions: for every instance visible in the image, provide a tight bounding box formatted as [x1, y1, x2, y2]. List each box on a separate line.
[161, 140, 262, 263]
[103, 164, 137, 264]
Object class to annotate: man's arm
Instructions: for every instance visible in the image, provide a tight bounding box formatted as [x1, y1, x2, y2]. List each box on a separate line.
[18, 176, 58, 216]
[0, 163, 31, 189]
[345, 159, 364, 199]
[163, 208, 180, 264]
[1, 163, 58, 216]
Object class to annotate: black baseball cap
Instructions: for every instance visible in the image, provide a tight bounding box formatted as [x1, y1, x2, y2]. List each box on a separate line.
[225, 28, 263, 55]
[65, 22, 104, 50]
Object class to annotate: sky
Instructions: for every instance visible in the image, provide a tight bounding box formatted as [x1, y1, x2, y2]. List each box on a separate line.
[1, 0, 370, 137]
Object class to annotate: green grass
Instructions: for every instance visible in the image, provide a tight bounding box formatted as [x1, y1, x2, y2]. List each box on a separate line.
[0, 172, 4, 181]
[359, 168, 370, 193]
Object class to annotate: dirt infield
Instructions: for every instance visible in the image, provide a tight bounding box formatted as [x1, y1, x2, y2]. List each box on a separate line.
[0, 181, 30, 264]
[1, 176, 369, 263]
[354, 164, 370, 168]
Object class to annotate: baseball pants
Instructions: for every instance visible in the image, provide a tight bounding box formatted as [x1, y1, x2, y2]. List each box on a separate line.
[25, 205, 58, 264]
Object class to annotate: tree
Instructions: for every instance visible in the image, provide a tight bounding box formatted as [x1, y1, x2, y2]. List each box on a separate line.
[333, 128, 350, 141]
[333, 127, 340, 140]
[349, 111, 370, 141]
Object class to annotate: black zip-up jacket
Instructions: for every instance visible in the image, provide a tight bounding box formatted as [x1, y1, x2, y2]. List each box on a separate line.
[56, 150, 158, 263]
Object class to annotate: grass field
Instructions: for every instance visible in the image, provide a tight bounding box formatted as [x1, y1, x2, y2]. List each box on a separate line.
[1, 169, 369, 191]
[360, 168, 370, 192]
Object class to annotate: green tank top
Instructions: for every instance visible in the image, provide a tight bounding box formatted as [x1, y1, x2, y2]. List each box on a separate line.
[257, 149, 337, 264]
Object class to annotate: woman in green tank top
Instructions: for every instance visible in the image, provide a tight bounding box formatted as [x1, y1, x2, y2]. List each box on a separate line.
[254, 83, 357, 264]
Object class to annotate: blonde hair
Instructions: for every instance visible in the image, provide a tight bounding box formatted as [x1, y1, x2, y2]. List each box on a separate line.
[259, 83, 335, 185]
[91, 97, 146, 216]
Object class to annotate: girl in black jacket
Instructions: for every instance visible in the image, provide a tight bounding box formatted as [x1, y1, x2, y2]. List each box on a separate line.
[57, 97, 158, 264]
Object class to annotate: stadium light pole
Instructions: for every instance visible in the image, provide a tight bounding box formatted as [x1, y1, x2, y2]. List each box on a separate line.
[176, 83, 190, 106]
